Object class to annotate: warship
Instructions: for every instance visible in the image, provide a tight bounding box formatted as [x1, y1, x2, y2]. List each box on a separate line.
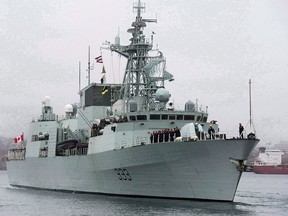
[6, 0, 259, 201]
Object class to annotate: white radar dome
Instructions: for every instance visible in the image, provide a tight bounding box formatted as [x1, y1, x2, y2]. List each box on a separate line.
[155, 88, 170, 102]
[42, 96, 51, 107]
[65, 104, 73, 113]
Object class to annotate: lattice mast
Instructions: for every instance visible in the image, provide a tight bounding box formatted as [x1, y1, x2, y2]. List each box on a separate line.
[110, 0, 160, 111]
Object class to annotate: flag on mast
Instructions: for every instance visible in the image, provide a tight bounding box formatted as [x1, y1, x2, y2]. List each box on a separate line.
[13, 133, 24, 144]
[102, 85, 108, 95]
[101, 74, 106, 84]
[95, 55, 103, 63]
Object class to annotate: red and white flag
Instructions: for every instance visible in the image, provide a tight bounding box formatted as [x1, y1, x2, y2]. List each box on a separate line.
[13, 134, 24, 143]
[95, 55, 103, 63]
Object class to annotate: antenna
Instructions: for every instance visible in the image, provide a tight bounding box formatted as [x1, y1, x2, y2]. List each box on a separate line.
[87, 45, 91, 85]
[78, 61, 81, 92]
[133, 0, 145, 15]
[249, 79, 252, 128]
[248, 79, 256, 134]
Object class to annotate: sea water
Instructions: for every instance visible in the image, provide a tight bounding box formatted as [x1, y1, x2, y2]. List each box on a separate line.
[0, 171, 287, 216]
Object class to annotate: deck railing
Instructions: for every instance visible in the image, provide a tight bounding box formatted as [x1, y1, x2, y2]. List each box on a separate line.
[6, 149, 26, 160]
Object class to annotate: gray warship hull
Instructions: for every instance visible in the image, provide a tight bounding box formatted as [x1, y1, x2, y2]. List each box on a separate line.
[6, 139, 258, 201]
[6, 0, 260, 202]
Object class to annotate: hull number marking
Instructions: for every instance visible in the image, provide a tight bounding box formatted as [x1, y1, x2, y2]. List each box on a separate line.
[114, 168, 132, 181]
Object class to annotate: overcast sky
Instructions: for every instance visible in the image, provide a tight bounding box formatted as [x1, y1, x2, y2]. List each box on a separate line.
[1, 0, 288, 146]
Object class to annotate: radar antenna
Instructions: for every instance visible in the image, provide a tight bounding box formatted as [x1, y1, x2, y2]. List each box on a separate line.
[247, 79, 256, 134]
[109, 1, 173, 112]
[86, 45, 94, 85]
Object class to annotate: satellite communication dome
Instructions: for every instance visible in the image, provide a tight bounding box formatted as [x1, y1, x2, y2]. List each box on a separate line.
[155, 88, 170, 102]
[65, 104, 73, 113]
[43, 96, 51, 107]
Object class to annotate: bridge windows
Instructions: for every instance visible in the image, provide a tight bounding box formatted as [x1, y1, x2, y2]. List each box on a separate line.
[169, 114, 176, 120]
[184, 115, 194, 120]
[137, 115, 147, 120]
[161, 114, 168, 120]
[150, 114, 161, 120]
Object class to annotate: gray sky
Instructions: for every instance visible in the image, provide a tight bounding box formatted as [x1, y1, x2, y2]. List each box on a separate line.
[1, 0, 288, 146]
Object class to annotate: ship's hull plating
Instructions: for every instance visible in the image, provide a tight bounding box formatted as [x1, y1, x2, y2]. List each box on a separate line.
[253, 165, 288, 174]
[6, 139, 258, 201]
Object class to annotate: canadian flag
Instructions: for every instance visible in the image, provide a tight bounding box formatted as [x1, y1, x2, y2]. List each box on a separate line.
[13, 134, 24, 144]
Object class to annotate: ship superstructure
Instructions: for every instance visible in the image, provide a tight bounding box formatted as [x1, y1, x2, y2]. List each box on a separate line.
[6, 0, 259, 201]
[253, 147, 288, 174]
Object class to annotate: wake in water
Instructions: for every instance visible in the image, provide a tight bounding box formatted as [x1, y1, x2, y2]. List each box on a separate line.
[1, 185, 25, 190]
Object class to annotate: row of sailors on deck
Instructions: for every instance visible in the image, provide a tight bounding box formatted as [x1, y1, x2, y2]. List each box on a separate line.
[150, 127, 181, 143]
[91, 117, 129, 137]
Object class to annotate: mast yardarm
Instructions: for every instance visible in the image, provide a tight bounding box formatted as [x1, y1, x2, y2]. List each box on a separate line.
[110, 0, 168, 111]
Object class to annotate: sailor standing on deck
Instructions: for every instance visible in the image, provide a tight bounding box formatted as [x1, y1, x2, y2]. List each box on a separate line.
[208, 125, 215, 139]
[154, 131, 159, 143]
[169, 128, 175, 142]
[159, 130, 164, 142]
[175, 127, 181, 138]
[164, 129, 169, 142]
[239, 123, 244, 139]
[150, 132, 154, 143]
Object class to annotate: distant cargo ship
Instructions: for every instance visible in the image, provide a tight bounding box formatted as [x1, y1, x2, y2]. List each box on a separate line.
[253, 147, 288, 174]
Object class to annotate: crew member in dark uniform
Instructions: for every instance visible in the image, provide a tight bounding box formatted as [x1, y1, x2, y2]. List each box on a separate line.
[239, 123, 244, 139]
[175, 127, 181, 138]
[154, 131, 159, 143]
[150, 132, 154, 143]
[159, 130, 164, 142]
[91, 124, 98, 137]
[164, 129, 169, 142]
[208, 125, 215, 139]
[169, 128, 174, 142]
